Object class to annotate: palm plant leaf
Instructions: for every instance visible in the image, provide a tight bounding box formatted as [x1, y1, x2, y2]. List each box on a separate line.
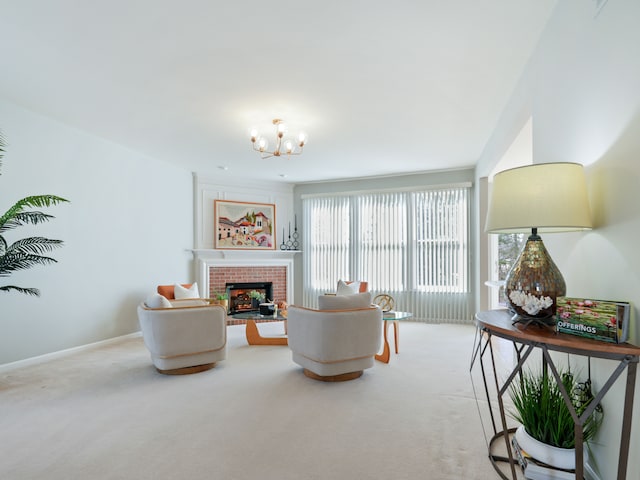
[0, 251, 59, 276]
[0, 211, 56, 233]
[0, 285, 40, 296]
[0, 130, 4, 172]
[0, 195, 69, 229]
[0, 130, 68, 296]
[4, 237, 64, 256]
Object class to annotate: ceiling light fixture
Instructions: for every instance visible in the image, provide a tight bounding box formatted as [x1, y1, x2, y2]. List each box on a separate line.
[250, 119, 307, 159]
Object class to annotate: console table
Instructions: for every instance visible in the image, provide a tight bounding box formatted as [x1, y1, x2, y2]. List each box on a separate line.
[471, 309, 640, 480]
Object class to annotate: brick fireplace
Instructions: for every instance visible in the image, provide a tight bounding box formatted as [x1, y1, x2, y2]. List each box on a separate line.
[192, 250, 296, 316]
[209, 266, 286, 305]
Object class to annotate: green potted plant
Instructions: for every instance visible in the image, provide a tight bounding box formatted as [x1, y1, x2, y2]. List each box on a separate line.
[249, 289, 265, 309]
[212, 291, 229, 312]
[0, 131, 69, 296]
[509, 368, 603, 470]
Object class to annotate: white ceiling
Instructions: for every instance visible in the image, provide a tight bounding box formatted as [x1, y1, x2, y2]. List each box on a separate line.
[0, 1, 557, 184]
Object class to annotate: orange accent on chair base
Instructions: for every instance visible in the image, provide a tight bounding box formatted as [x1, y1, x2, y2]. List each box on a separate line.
[303, 369, 363, 382]
[245, 319, 288, 346]
[156, 362, 216, 375]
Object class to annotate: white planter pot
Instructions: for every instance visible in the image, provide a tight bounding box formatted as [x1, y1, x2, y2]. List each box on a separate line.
[514, 425, 586, 470]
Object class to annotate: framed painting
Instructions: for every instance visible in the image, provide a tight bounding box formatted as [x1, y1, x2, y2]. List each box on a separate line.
[214, 200, 276, 250]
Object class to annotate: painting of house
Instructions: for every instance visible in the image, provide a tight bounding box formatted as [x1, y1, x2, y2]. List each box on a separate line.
[214, 200, 275, 250]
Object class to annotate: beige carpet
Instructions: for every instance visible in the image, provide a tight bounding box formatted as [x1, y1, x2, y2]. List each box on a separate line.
[0, 322, 505, 480]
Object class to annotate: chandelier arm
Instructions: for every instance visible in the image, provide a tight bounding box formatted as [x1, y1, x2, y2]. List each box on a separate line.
[253, 146, 303, 158]
[252, 144, 274, 159]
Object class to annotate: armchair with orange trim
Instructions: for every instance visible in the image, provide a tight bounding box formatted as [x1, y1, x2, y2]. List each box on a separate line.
[287, 289, 381, 382]
[137, 289, 226, 375]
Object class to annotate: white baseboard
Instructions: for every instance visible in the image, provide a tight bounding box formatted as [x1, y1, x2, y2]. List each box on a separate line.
[0, 331, 142, 373]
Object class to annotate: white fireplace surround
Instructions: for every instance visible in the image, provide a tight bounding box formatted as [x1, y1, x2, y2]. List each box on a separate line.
[191, 250, 296, 303]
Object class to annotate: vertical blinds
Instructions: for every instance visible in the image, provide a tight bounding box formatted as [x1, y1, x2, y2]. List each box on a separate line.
[302, 186, 471, 323]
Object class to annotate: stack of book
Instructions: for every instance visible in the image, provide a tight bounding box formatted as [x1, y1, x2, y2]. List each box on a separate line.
[556, 296, 631, 344]
[511, 436, 579, 480]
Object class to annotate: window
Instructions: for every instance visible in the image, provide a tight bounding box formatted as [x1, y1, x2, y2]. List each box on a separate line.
[305, 195, 351, 293]
[414, 189, 468, 293]
[302, 185, 471, 322]
[356, 192, 407, 292]
[497, 233, 526, 304]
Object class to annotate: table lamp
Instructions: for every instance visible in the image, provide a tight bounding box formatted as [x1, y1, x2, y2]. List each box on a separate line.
[485, 162, 592, 324]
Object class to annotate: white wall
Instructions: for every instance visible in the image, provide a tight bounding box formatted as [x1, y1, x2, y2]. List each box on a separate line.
[476, 1, 640, 478]
[0, 98, 193, 365]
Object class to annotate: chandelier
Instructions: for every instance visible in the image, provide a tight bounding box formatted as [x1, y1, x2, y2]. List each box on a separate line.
[250, 119, 307, 159]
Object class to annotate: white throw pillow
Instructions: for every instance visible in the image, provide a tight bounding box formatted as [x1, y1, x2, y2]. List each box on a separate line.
[145, 293, 173, 309]
[170, 298, 209, 307]
[174, 283, 199, 299]
[318, 292, 372, 310]
[336, 280, 360, 295]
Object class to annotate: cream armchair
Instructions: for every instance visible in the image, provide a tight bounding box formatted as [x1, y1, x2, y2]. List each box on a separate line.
[137, 298, 227, 374]
[287, 294, 382, 381]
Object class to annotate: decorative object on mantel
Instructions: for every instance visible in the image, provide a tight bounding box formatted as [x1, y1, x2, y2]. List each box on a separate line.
[280, 215, 300, 251]
[250, 118, 307, 159]
[292, 214, 299, 249]
[214, 200, 275, 250]
[485, 162, 592, 326]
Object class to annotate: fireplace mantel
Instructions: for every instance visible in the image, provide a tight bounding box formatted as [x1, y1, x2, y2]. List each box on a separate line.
[191, 249, 299, 260]
[191, 249, 299, 304]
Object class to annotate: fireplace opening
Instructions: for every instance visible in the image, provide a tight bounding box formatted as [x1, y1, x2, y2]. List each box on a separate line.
[226, 282, 273, 315]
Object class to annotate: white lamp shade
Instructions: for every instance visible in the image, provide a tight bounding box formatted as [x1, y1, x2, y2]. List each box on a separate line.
[485, 162, 592, 234]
